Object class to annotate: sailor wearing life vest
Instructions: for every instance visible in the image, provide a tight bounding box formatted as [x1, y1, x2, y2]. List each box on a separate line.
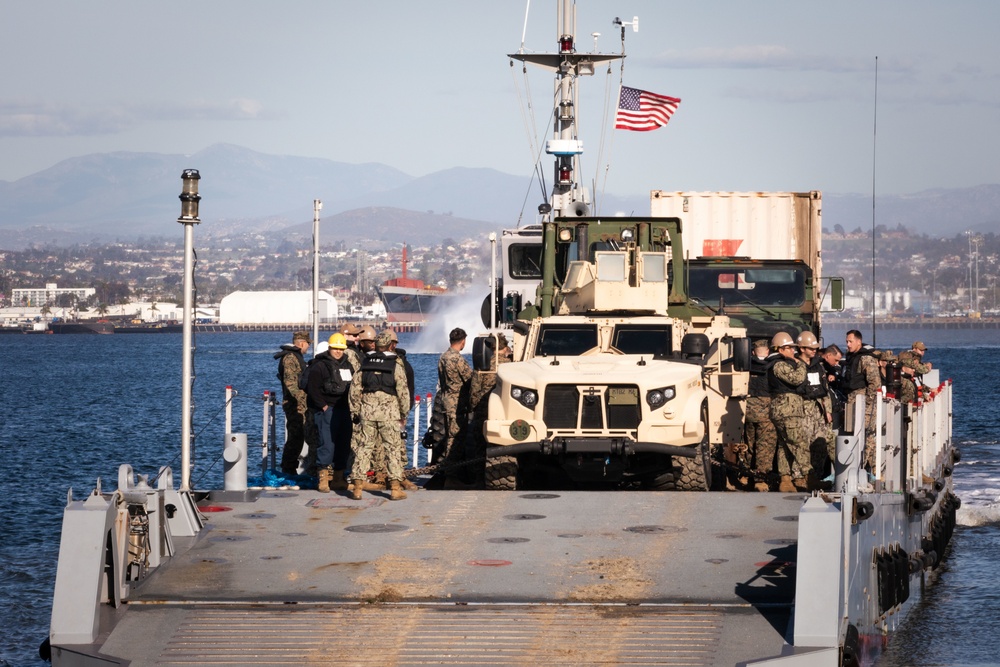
[796, 331, 835, 490]
[842, 329, 880, 469]
[767, 332, 810, 493]
[348, 330, 411, 501]
[746, 339, 779, 492]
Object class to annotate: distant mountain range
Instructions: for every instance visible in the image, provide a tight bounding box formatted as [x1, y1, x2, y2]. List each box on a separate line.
[0, 143, 997, 250]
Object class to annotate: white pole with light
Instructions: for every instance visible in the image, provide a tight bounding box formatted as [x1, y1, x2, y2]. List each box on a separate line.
[178, 170, 201, 492]
[312, 199, 322, 350]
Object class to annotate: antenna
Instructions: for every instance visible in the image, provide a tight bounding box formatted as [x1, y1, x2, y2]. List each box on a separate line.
[871, 56, 878, 347]
[613, 16, 639, 33]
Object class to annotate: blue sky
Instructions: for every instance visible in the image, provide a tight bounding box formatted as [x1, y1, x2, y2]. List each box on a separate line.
[2, 1, 998, 197]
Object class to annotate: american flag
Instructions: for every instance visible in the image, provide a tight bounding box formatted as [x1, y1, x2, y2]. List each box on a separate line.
[614, 86, 681, 132]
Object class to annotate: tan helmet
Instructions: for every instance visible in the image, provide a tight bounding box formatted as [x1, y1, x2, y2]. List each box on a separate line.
[771, 331, 796, 349]
[328, 333, 348, 350]
[357, 325, 378, 342]
[796, 331, 819, 349]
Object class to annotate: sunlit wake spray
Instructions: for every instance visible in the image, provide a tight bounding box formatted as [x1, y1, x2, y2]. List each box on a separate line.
[408, 290, 493, 354]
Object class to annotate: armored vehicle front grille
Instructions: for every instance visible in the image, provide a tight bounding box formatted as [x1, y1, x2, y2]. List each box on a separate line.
[543, 384, 641, 431]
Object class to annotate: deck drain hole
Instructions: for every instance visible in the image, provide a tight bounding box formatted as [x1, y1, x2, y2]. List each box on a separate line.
[237, 513, 275, 520]
[706, 558, 729, 564]
[282, 532, 308, 537]
[194, 557, 227, 564]
[468, 559, 513, 567]
[504, 513, 546, 521]
[773, 515, 799, 522]
[260, 555, 283, 560]
[210, 535, 251, 542]
[624, 525, 687, 534]
[262, 492, 297, 498]
[716, 533, 743, 539]
[519, 493, 561, 500]
[487, 537, 530, 544]
[344, 523, 409, 533]
[558, 533, 584, 539]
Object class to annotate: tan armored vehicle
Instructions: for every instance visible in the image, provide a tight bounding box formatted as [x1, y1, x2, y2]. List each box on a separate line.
[478, 217, 750, 490]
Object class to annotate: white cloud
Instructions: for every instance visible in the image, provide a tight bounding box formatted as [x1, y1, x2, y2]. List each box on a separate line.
[0, 98, 277, 137]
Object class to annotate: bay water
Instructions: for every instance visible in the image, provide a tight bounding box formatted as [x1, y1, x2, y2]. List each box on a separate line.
[1, 328, 998, 666]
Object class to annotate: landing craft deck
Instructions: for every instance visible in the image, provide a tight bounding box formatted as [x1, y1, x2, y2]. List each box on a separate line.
[81, 490, 803, 666]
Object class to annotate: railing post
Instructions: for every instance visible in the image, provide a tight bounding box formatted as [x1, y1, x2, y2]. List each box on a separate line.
[412, 394, 421, 468]
[261, 390, 271, 476]
[225, 385, 233, 436]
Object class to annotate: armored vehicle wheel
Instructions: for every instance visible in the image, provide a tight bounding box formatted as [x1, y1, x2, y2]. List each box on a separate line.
[485, 455, 519, 490]
[674, 407, 712, 491]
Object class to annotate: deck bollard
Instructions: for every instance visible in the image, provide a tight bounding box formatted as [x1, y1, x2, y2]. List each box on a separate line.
[224, 433, 248, 491]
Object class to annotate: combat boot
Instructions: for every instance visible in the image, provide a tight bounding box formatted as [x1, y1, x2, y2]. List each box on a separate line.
[330, 470, 349, 491]
[792, 478, 809, 492]
[363, 472, 387, 491]
[778, 475, 796, 493]
[754, 481, 771, 493]
[399, 477, 419, 491]
[351, 478, 364, 501]
[389, 480, 407, 501]
[317, 468, 332, 494]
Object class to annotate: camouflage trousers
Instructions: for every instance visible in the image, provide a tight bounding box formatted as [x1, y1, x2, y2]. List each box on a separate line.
[848, 388, 877, 469]
[773, 416, 810, 480]
[745, 396, 777, 477]
[351, 420, 404, 483]
[370, 433, 410, 481]
[802, 401, 836, 478]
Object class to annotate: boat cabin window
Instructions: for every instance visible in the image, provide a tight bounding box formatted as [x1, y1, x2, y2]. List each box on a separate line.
[536, 323, 599, 356]
[688, 266, 806, 307]
[612, 324, 673, 358]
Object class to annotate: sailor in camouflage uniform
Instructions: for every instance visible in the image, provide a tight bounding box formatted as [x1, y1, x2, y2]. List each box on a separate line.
[369, 329, 420, 491]
[896, 341, 932, 404]
[745, 339, 778, 491]
[468, 333, 511, 486]
[349, 330, 411, 501]
[274, 330, 316, 476]
[796, 331, 835, 489]
[426, 328, 473, 488]
[767, 332, 810, 493]
[842, 330, 881, 469]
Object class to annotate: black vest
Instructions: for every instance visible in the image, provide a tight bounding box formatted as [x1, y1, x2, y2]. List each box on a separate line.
[844, 347, 874, 391]
[749, 354, 777, 397]
[799, 355, 829, 400]
[361, 352, 397, 395]
[768, 357, 802, 395]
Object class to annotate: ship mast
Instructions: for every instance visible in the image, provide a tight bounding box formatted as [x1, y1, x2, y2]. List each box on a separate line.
[509, 0, 624, 221]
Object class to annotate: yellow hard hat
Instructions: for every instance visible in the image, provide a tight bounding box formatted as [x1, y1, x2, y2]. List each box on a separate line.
[328, 333, 348, 350]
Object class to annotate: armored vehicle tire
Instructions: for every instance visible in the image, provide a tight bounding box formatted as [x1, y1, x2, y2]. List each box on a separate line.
[674, 406, 712, 491]
[485, 455, 518, 490]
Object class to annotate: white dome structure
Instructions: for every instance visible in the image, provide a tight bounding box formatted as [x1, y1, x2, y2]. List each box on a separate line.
[219, 291, 338, 324]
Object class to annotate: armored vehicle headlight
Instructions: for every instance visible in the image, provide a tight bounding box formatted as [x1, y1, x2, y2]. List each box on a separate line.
[620, 228, 635, 243]
[511, 385, 538, 408]
[645, 386, 676, 408]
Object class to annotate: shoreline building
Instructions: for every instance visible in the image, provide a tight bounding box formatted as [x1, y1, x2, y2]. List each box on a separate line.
[12, 283, 95, 307]
[219, 290, 338, 324]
